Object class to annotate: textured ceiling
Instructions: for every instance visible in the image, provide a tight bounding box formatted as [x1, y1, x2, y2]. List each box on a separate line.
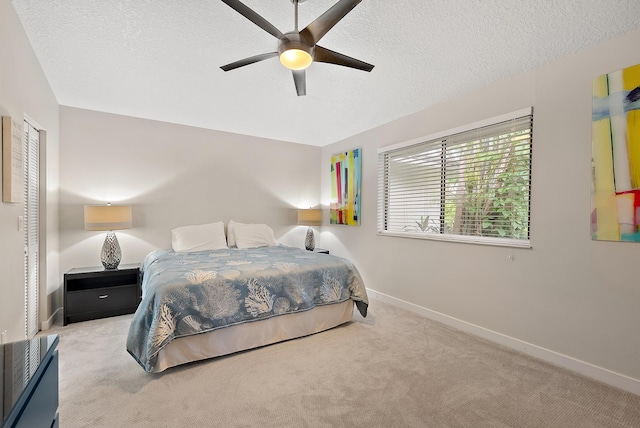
[11, 0, 640, 146]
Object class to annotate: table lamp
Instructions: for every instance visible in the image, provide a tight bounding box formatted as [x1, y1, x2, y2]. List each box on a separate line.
[84, 204, 132, 270]
[297, 208, 322, 251]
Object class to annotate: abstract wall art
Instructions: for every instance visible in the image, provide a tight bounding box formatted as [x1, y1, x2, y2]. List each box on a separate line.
[592, 63, 640, 241]
[330, 148, 361, 226]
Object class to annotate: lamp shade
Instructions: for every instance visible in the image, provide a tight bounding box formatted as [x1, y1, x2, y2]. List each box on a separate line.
[84, 205, 132, 231]
[297, 209, 322, 226]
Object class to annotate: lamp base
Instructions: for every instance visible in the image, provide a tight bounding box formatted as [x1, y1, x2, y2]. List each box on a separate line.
[304, 226, 316, 251]
[101, 231, 122, 270]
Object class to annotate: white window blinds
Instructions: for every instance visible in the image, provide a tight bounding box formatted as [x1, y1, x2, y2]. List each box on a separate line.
[378, 108, 533, 247]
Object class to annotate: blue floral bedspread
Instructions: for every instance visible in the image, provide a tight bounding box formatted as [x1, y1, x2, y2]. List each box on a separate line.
[126, 245, 368, 372]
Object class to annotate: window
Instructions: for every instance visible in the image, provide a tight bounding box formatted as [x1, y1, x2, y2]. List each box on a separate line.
[377, 108, 533, 247]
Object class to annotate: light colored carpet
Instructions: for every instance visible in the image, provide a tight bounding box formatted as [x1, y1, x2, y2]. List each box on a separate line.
[46, 299, 640, 427]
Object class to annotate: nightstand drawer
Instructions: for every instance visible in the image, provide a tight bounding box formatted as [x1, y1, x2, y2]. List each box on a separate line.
[66, 284, 138, 323]
[67, 283, 137, 312]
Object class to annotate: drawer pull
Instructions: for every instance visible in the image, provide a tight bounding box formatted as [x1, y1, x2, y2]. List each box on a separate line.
[98, 294, 109, 299]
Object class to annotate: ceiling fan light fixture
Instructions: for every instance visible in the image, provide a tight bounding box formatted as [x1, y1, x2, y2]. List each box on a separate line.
[278, 32, 314, 70]
[280, 48, 313, 70]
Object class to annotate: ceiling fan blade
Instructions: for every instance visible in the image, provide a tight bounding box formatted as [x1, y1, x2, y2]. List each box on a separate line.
[292, 70, 306, 96]
[300, 0, 362, 45]
[221, 0, 284, 39]
[220, 52, 278, 71]
[314, 46, 374, 72]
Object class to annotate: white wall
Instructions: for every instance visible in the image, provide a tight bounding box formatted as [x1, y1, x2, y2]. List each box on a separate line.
[0, 0, 59, 341]
[321, 28, 640, 390]
[58, 107, 321, 276]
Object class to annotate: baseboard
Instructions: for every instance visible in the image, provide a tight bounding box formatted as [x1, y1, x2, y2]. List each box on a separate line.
[367, 288, 640, 396]
[41, 307, 62, 331]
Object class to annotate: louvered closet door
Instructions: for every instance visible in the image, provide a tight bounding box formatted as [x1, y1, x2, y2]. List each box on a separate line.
[23, 120, 39, 338]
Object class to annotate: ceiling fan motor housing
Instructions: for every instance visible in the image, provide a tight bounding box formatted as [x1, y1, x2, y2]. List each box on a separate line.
[278, 32, 314, 59]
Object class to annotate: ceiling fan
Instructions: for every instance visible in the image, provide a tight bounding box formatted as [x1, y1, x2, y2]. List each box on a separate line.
[220, 0, 374, 96]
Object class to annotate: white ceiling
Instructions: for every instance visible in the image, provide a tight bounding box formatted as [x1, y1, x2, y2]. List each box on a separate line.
[12, 0, 640, 146]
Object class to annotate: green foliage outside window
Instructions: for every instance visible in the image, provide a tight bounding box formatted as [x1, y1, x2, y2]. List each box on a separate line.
[442, 131, 531, 239]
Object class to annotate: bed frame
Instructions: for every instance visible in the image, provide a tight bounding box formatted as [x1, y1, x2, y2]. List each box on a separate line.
[155, 300, 354, 372]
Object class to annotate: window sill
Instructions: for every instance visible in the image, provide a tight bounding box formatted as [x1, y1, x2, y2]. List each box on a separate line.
[377, 231, 531, 249]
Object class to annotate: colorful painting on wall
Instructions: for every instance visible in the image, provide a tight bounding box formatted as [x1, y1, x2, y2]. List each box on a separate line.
[330, 148, 361, 226]
[592, 63, 640, 241]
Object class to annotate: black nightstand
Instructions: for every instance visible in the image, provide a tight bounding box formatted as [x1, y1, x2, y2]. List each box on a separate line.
[63, 264, 141, 325]
[314, 248, 329, 254]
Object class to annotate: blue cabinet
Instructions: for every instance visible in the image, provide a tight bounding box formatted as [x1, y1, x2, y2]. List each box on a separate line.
[1, 335, 59, 428]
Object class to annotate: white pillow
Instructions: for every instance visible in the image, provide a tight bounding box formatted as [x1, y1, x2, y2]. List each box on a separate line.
[171, 222, 228, 252]
[226, 220, 245, 248]
[234, 223, 278, 249]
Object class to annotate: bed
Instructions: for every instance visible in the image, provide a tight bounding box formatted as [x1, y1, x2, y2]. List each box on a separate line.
[126, 244, 368, 373]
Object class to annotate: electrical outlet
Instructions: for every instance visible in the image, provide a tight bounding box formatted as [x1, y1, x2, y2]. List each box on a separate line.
[1, 330, 7, 344]
[18, 216, 23, 232]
